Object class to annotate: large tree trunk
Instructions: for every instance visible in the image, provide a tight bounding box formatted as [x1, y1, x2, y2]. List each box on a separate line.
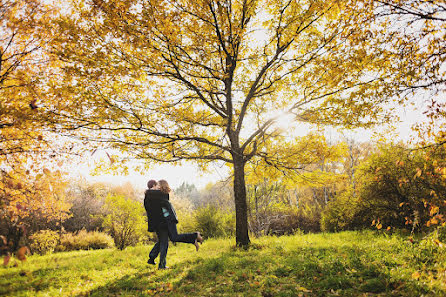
[233, 156, 250, 247]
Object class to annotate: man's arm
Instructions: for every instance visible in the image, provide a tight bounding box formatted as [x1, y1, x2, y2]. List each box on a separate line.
[144, 194, 155, 232]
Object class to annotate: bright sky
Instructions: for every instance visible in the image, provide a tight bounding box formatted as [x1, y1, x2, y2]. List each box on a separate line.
[71, 154, 229, 192]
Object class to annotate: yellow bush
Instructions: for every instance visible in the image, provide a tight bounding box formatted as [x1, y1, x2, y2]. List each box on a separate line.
[30, 230, 59, 255]
[57, 230, 114, 251]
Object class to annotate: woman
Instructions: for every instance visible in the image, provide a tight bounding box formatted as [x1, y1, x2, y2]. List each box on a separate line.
[146, 179, 203, 269]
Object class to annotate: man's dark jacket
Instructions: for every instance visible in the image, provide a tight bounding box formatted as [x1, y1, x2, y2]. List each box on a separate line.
[144, 189, 178, 232]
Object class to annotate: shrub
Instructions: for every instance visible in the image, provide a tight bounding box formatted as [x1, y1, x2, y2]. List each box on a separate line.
[192, 205, 235, 238]
[56, 230, 114, 251]
[352, 145, 446, 231]
[321, 188, 361, 232]
[63, 182, 107, 233]
[102, 194, 146, 250]
[30, 230, 59, 255]
[264, 208, 321, 235]
[438, 225, 446, 243]
[320, 144, 446, 232]
[246, 179, 323, 235]
[176, 213, 197, 235]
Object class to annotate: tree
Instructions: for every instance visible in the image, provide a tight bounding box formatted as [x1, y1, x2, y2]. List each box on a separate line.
[346, 1, 445, 144]
[344, 1, 446, 229]
[175, 182, 201, 207]
[348, 0, 445, 94]
[63, 180, 110, 232]
[0, 166, 71, 252]
[46, 0, 397, 246]
[0, 2, 73, 245]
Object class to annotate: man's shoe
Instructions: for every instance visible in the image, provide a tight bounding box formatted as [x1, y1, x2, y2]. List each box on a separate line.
[147, 259, 156, 265]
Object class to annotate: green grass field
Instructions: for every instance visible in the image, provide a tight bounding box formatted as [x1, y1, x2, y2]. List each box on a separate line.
[1, 231, 445, 297]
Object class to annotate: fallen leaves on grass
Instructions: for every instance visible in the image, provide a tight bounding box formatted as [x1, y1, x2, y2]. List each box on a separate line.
[297, 286, 312, 292]
[145, 283, 173, 295]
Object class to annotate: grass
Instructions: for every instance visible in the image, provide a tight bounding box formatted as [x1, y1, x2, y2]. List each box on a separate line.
[1, 230, 445, 296]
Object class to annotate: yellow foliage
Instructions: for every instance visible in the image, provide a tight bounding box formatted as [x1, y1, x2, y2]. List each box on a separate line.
[41, 0, 394, 172]
[1, 0, 59, 160]
[0, 160, 71, 228]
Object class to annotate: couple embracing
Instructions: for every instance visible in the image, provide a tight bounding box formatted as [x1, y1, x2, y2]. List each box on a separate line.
[144, 179, 203, 269]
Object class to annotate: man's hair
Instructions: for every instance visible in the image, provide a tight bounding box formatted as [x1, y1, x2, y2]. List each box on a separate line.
[147, 179, 157, 189]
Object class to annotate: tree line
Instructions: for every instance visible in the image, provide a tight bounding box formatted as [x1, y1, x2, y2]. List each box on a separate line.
[2, 138, 445, 258]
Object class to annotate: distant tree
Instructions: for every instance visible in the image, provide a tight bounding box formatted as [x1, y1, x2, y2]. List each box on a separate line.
[246, 178, 288, 236]
[65, 180, 144, 233]
[63, 180, 110, 232]
[200, 181, 234, 210]
[244, 134, 348, 234]
[342, 139, 374, 190]
[112, 181, 141, 202]
[175, 182, 198, 196]
[174, 182, 201, 208]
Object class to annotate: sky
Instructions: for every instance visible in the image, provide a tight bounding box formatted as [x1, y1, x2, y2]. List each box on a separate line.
[72, 153, 229, 192]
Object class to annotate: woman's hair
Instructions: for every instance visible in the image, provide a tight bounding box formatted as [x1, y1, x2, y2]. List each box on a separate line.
[158, 179, 171, 194]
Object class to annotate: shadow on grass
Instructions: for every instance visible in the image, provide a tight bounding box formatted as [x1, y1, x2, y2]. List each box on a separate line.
[76, 245, 440, 297]
[0, 249, 117, 297]
[0, 266, 76, 296]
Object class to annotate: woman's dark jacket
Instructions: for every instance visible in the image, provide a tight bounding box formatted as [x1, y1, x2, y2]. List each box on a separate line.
[144, 189, 178, 232]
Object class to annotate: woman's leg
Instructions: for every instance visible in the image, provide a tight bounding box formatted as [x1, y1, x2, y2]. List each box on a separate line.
[166, 220, 197, 244]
